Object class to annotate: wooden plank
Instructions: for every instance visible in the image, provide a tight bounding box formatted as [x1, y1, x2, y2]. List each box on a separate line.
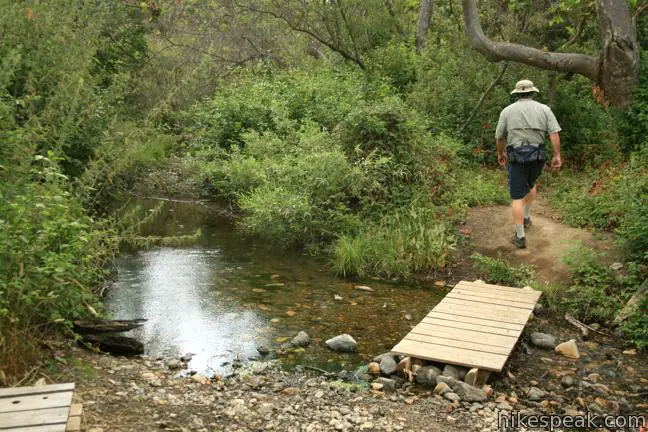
[457, 280, 536, 295]
[0, 407, 69, 429]
[68, 404, 82, 418]
[446, 292, 535, 309]
[409, 323, 517, 347]
[420, 316, 520, 337]
[433, 303, 531, 325]
[403, 333, 512, 355]
[3, 425, 66, 432]
[451, 286, 540, 303]
[392, 339, 507, 371]
[427, 311, 524, 331]
[65, 415, 81, 432]
[455, 281, 542, 300]
[0, 391, 73, 413]
[0, 384, 75, 399]
[441, 297, 533, 314]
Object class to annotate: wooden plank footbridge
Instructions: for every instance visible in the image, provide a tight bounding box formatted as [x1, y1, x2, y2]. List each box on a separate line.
[0, 383, 82, 431]
[392, 280, 541, 377]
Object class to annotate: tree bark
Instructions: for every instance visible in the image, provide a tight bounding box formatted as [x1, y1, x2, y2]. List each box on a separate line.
[415, 0, 434, 54]
[461, 0, 639, 107]
[595, 0, 640, 107]
[74, 319, 147, 334]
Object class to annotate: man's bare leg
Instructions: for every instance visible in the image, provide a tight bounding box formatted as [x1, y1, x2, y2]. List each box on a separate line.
[523, 186, 537, 222]
[512, 199, 525, 227]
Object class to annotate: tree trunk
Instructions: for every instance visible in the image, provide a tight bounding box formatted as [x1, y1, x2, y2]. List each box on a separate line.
[595, 0, 640, 108]
[461, 0, 639, 107]
[415, 0, 434, 54]
[81, 334, 145, 356]
[74, 319, 147, 334]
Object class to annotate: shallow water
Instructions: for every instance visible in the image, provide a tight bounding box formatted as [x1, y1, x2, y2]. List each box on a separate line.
[105, 198, 445, 376]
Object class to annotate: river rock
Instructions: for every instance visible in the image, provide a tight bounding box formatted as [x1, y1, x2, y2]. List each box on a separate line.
[374, 377, 396, 392]
[527, 387, 545, 401]
[530, 332, 557, 349]
[257, 345, 271, 355]
[453, 382, 487, 402]
[561, 376, 575, 388]
[290, 331, 311, 347]
[415, 366, 442, 386]
[555, 339, 580, 359]
[166, 359, 183, 370]
[379, 355, 398, 375]
[325, 334, 357, 352]
[436, 375, 458, 387]
[444, 392, 461, 402]
[592, 383, 610, 397]
[434, 382, 451, 395]
[367, 362, 381, 375]
[443, 365, 468, 380]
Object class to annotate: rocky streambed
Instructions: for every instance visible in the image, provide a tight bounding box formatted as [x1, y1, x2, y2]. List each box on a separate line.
[49, 299, 647, 432]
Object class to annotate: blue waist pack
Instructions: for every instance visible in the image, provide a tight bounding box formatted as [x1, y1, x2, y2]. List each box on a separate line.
[507, 145, 546, 164]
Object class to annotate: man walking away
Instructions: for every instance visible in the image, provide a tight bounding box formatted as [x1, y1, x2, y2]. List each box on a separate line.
[495, 80, 562, 249]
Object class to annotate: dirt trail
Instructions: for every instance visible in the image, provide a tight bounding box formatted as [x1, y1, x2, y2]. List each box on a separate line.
[465, 198, 617, 284]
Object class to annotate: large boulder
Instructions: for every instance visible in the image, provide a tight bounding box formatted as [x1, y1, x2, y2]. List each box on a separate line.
[452, 382, 487, 402]
[379, 356, 398, 376]
[442, 364, 469, 380]
[290, 331, 311, 347]
[415, 366, 442, 387]
[530, 332, 557, 349]
[325, 334, 357, 352]
[555, 339, 580, 359]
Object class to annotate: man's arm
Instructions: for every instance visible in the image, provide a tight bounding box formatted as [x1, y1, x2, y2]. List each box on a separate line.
[496, 138, 507, 167]
[549, 132, 561, 170]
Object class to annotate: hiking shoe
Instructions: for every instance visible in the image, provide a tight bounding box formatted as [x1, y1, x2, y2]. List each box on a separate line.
[511, 233, 527, 249]
[524, 217, 532, 228]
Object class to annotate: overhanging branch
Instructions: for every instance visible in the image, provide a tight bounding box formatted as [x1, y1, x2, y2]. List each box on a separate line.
[462, 0, 599, 81]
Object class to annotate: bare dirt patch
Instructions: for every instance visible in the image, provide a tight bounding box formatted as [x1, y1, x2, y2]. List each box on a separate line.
[464, 199, 617, 284]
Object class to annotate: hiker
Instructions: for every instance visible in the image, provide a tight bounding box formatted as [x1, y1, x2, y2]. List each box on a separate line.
[495, 79, 562, 249]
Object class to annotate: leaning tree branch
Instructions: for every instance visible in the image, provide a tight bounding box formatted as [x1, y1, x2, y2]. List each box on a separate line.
[460, 62, 508, 133]
[462, 0, 599, 81]
[237, 1, 365, 70]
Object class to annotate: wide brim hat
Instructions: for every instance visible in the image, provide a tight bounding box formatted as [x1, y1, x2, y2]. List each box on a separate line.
[511, 79, 539, 94]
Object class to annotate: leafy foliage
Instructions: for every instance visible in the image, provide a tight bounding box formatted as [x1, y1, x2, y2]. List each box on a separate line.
[470, 253, 536, 287]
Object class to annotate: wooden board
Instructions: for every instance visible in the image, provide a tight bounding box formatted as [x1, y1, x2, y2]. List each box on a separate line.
[0, 407, 69, 429]
[427, 311, 524, 331]
[0, 384, 74, 398]
[391, 280, 540, 372]
[0, 390, 72, 413]
[454, 281, 541, 300]
[0, 383, 78, 432]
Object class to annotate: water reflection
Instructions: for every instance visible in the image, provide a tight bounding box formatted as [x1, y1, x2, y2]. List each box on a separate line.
[106, 248, 267, 374]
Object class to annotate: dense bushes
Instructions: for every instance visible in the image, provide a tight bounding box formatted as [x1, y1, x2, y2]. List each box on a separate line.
[186, 69, 464, 277]
[0, 0, 167, 379]
[0, 151, 117, 377]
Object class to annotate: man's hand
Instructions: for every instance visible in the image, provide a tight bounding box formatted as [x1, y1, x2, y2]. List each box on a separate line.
[497, 152, 507, 167]
[551, 154, 562, 170]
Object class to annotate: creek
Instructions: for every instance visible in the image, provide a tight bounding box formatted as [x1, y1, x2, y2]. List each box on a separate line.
[105, 198, 445, 376]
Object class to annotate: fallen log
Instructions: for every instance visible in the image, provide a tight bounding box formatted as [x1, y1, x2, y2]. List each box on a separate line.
[81, 334, 144, 356]
[74, 319, 147, 334]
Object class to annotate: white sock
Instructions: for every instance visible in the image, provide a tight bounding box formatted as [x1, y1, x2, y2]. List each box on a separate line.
[524, 205, 531, 219]
[516, 224, 525, 238]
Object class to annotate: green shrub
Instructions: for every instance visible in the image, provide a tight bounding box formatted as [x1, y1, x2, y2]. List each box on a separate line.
[0, 154, 116, 378]
[546, 148, 648, 265]
[470, 253, 535, 287]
